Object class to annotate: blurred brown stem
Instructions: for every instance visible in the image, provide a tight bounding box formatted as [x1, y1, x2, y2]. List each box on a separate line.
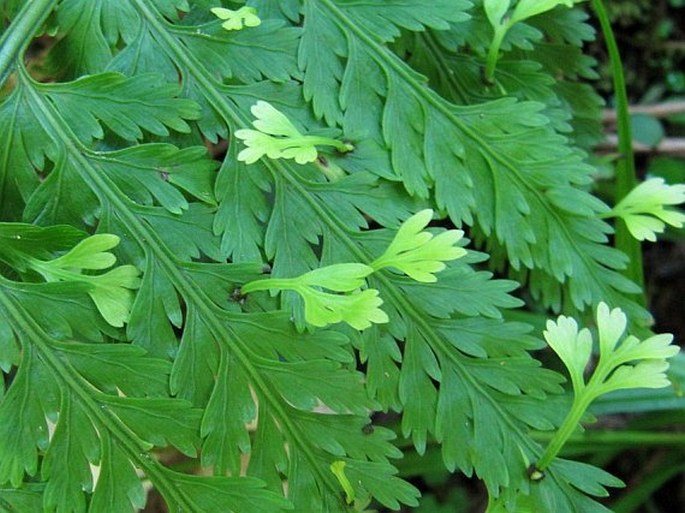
[603, 101, 685, 123]
[598, 135, 685, 156]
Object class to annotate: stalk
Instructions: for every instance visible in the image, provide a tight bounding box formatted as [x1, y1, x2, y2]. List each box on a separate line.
[0, 0, 58, 87]
[532, 429, 685, 448]
[535, 393, 594, 471]
[591, 0, 645, 305]
[484, 23, 509, 83]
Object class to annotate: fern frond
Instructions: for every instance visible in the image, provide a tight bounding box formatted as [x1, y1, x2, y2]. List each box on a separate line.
[294, 0, 648, 326]
[97, 2, 639, 508]
[46, 0, 188, 78]
[0, 1, 666, 511]
[0, 14, 418, 512]
[106, 0, 301, 141]
[101, 3, 567, 507]
[0, 272, 289, 512]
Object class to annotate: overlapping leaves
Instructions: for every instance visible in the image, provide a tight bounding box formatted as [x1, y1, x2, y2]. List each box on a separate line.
[0, 1, 672, 512]
[293, 0, 647, 327]
[0, 224, 140, 326]
[0, 3, 418, 511]
[0, 225, 291, 513]
[399, 5, 604, 148]
[29, 0, 631, 510]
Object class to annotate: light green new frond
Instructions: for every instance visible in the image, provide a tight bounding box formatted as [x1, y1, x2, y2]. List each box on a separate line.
[608, 177, 685, 241]
[0, 226, 140, 328]
[297, 0, 645, 328]
[251, 99, 302, 137]
[24, 233, 141, 328]
[543, 315, 592, 395]
[243, 209, 468, 328]
[304, 288, 388, 330]
[242, 263, 385, 329]
[545, 302, 679, 400]
[38, 233, 119, 270]
[595, 301, 627, 355]
[609, 332, 678, 367]
[299, 263, 375, 291]
[510, 0, 576, 25]
[507, 303, 679, 510]
[370, 209, 467, 282]
[0, 223, 85, 269]
[329, 460, 356, 505]
[595, 323, 679, 396]
[236, 100, 354, 165]
[534, 302, 679, 484]
[484, 0, 511, 27]
[211, 6, 261, 31]
[599, 360, 673, 393]
[243, 263, 374, 295]
[483, 0, 577, 80]
[85, 266, 143, 328]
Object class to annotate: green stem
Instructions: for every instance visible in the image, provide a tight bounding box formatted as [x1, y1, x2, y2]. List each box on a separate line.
[297, 135, 354, 153]
[241, 277, 298, 294]
[392, 429, 685, 454]
[536, 392, 594, 471]
[484, 23, 509, 83]
[28, 259, 80, 280]
[532, 429, 685, 448]
[0, 0, 58, 88]
[591, 0, 645, 304]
